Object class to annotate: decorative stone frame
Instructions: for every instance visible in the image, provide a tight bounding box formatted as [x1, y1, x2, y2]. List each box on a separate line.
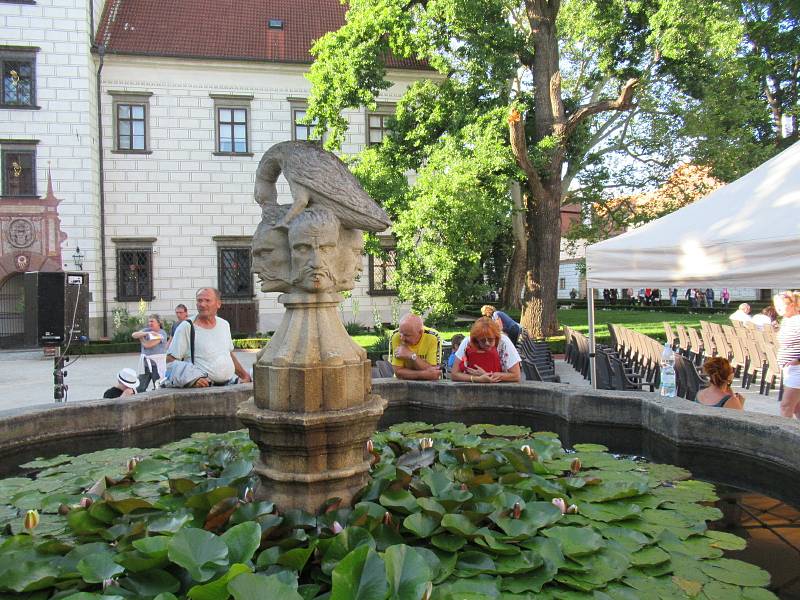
[0, 139, 38, 198]
[112, 237, 156, 301]
[288, 97, 320, 143]
[212, 235, 254, 299]
[108, 90, 153, 154]
[210, 94, 254, 156]
[0, 46, 39, 109]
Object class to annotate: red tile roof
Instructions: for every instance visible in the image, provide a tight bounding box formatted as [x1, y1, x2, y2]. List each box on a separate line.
[96, 0, 426, 69]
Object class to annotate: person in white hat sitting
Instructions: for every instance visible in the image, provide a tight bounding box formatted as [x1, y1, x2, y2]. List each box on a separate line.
[103, 368, 139, 399]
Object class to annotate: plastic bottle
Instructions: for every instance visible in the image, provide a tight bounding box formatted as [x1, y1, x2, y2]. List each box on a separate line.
[659, 343, 676, 397]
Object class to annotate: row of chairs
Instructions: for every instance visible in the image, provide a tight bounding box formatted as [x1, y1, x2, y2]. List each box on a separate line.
[563, 326, 655, 392]
[609, 324, 707, 400]
[665, 320, 780, 395]
[518, 332, 560, 383]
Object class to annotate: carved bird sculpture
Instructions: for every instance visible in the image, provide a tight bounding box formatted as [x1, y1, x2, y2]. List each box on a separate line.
[254, 140, 391, 232]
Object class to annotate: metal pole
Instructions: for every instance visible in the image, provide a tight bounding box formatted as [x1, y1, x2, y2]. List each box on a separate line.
[587, 287, 597, 389]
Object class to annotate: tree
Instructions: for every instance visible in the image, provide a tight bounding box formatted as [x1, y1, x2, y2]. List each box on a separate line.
[305, 0, 747, 337]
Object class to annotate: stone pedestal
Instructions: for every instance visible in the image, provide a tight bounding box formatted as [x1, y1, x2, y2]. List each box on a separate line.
[238, 292, 387, 513]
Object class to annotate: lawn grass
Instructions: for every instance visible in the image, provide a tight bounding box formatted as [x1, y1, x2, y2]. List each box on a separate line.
[558, 307, 730, 342]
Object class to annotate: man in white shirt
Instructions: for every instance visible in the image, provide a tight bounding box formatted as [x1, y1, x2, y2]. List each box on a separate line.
[167, 288, 252, 387]
[729, 303, 752, 323]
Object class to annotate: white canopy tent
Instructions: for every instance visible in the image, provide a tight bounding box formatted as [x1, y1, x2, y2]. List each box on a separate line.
[582, 140, 800, 386]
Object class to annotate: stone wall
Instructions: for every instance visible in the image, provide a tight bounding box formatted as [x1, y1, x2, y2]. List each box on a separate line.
[1, 380, 798, 504]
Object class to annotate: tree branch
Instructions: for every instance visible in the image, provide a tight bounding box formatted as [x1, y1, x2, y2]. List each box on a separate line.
[565, 78, 639, 137]
[508, 108, 547, 202]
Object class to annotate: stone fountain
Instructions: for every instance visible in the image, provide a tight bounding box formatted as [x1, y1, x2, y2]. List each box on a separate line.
[237, 141, 391, 512]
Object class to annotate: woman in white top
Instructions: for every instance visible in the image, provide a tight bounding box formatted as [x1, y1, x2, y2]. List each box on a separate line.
[776, 291, 800, 419]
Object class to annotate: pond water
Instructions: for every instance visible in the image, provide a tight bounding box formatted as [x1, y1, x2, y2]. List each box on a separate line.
[1, 412, 798, 597]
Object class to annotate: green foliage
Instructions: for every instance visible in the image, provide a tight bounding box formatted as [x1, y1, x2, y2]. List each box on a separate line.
[0, 426, 779, 599]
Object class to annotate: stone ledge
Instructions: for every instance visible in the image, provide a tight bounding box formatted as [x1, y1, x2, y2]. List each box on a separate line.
[0, 379, 798, 490]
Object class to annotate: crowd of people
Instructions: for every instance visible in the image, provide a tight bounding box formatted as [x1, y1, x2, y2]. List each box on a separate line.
[103, 287, 251, 398]
[98, 285, 800, 422]
[599, 287, 733, 308]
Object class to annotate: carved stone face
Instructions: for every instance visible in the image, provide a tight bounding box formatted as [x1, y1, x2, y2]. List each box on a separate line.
[288, 210, 340, 293]
[335, 228, 364, 291]
[252, 220, 291, 293]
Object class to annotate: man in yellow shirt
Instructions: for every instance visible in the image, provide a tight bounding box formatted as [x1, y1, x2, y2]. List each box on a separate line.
[389, 313, 442, 380]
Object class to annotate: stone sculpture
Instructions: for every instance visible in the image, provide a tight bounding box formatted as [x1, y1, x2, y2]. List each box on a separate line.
[238, 141, 390, 512]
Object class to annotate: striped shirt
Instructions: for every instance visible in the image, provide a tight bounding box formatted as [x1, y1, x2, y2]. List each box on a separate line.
[777, 315, 800, 367]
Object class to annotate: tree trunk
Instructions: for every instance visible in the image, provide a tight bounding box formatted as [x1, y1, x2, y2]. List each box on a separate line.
[520, 183, 562, 338]
[501, 182, 526, 309]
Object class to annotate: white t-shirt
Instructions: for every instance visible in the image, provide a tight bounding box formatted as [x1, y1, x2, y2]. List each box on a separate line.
[454, 334, 521, 372]
[729, 310, 752, 323]
[750, 314, 774, 330]
[168, 317, 235, 383]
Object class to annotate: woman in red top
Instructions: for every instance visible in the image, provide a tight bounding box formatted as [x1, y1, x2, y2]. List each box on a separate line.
[451, 317, 520, 383]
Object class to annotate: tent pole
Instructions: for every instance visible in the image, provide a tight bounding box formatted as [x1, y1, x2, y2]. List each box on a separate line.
[587, 287, 597, 389]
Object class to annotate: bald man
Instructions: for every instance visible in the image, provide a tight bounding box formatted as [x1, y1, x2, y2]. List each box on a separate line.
[389, 313, 442, 380]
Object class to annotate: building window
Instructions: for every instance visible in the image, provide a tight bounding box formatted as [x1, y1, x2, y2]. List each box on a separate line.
[559, 278, 566, 290]
[109, 90, 152, 153]
[367, 112, 392, 146]
[1, 144, 36, 197]
[1, 47, 37, 107]
[289, 99, 320, 142]
[116, 248, 153, 301]
[211, 94, 253, 155]
[218, 247, 253, 298]
[117, 103, 147, 150]
[369, 246, 398, 295]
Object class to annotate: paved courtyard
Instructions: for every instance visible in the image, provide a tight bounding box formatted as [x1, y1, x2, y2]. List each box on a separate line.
[0, 348, 783, 418]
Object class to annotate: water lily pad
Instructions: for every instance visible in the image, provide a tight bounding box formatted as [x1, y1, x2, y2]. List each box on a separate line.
[379, 489, 418, 514]
[454, 551, 496, 577]
[542, 527, 604, 557]
[330, 544, 387, 600]
[572, 444, 608, 453]
[700, 558, 771, 587]
[431, 533, 466, 552]
[403, 512, 440, 538]
[383, 544, 432, 600]
[167, 527, 229, 582]
[440, 513, 478, 537]
[705, 530, 746, 551]
[228, 572, 303, 600]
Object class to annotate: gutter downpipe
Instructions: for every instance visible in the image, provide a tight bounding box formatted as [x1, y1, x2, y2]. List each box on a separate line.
[95, 44, 109, 337]
[587, 287, 597, 389]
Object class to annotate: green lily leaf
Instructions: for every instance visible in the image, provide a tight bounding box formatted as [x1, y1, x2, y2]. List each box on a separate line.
[383, 544, 432, 600]
[77, 553, 125, 583]
[228, 572, 303, 600]
[705, 530, 746, 551]
[167, 527, 230, 582]
[454, 551, 496, 577]
[542, 526, 604, 557]
[132, 536, 170, 558]
[320, 526, 376, 576]
[277, 541, 318, 572]
[431, 533, 467, 552]
[379, 489, 418, 514]
[440, 513, 478, 537]
[220, 521, 261, 564]
[700, 558, 771, 587]
[403, 512, 440, 538]
[187, 563, 251, 600]
[119, 569, 181, 597]
[432, 575, 501, 598]
[330, 544, 388, 600]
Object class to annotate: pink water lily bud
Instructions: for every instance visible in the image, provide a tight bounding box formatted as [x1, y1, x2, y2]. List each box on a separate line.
[419, 438, 434, 450]
[242, 487, 255, 503]
[551, 497, 567, 514]
[422, 581, 433, 600]
[24, 509, 39, 531]
[58, 504, 71, 515]
[567, 504, 579, 514]
[126, 457, 139, 472]
[79, 497, 93, 508]
[512, 501, 522, 519]
[102, 578, 114, 589]
[570, 458, 582, 474]
[521, 444, 532, 456]
[331, 521, 344, 534]
[366, 439, 374, 453]
[383, 512, 394, 526]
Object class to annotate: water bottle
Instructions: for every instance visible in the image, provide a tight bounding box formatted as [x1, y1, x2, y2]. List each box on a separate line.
[659, 343, 676, 397]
